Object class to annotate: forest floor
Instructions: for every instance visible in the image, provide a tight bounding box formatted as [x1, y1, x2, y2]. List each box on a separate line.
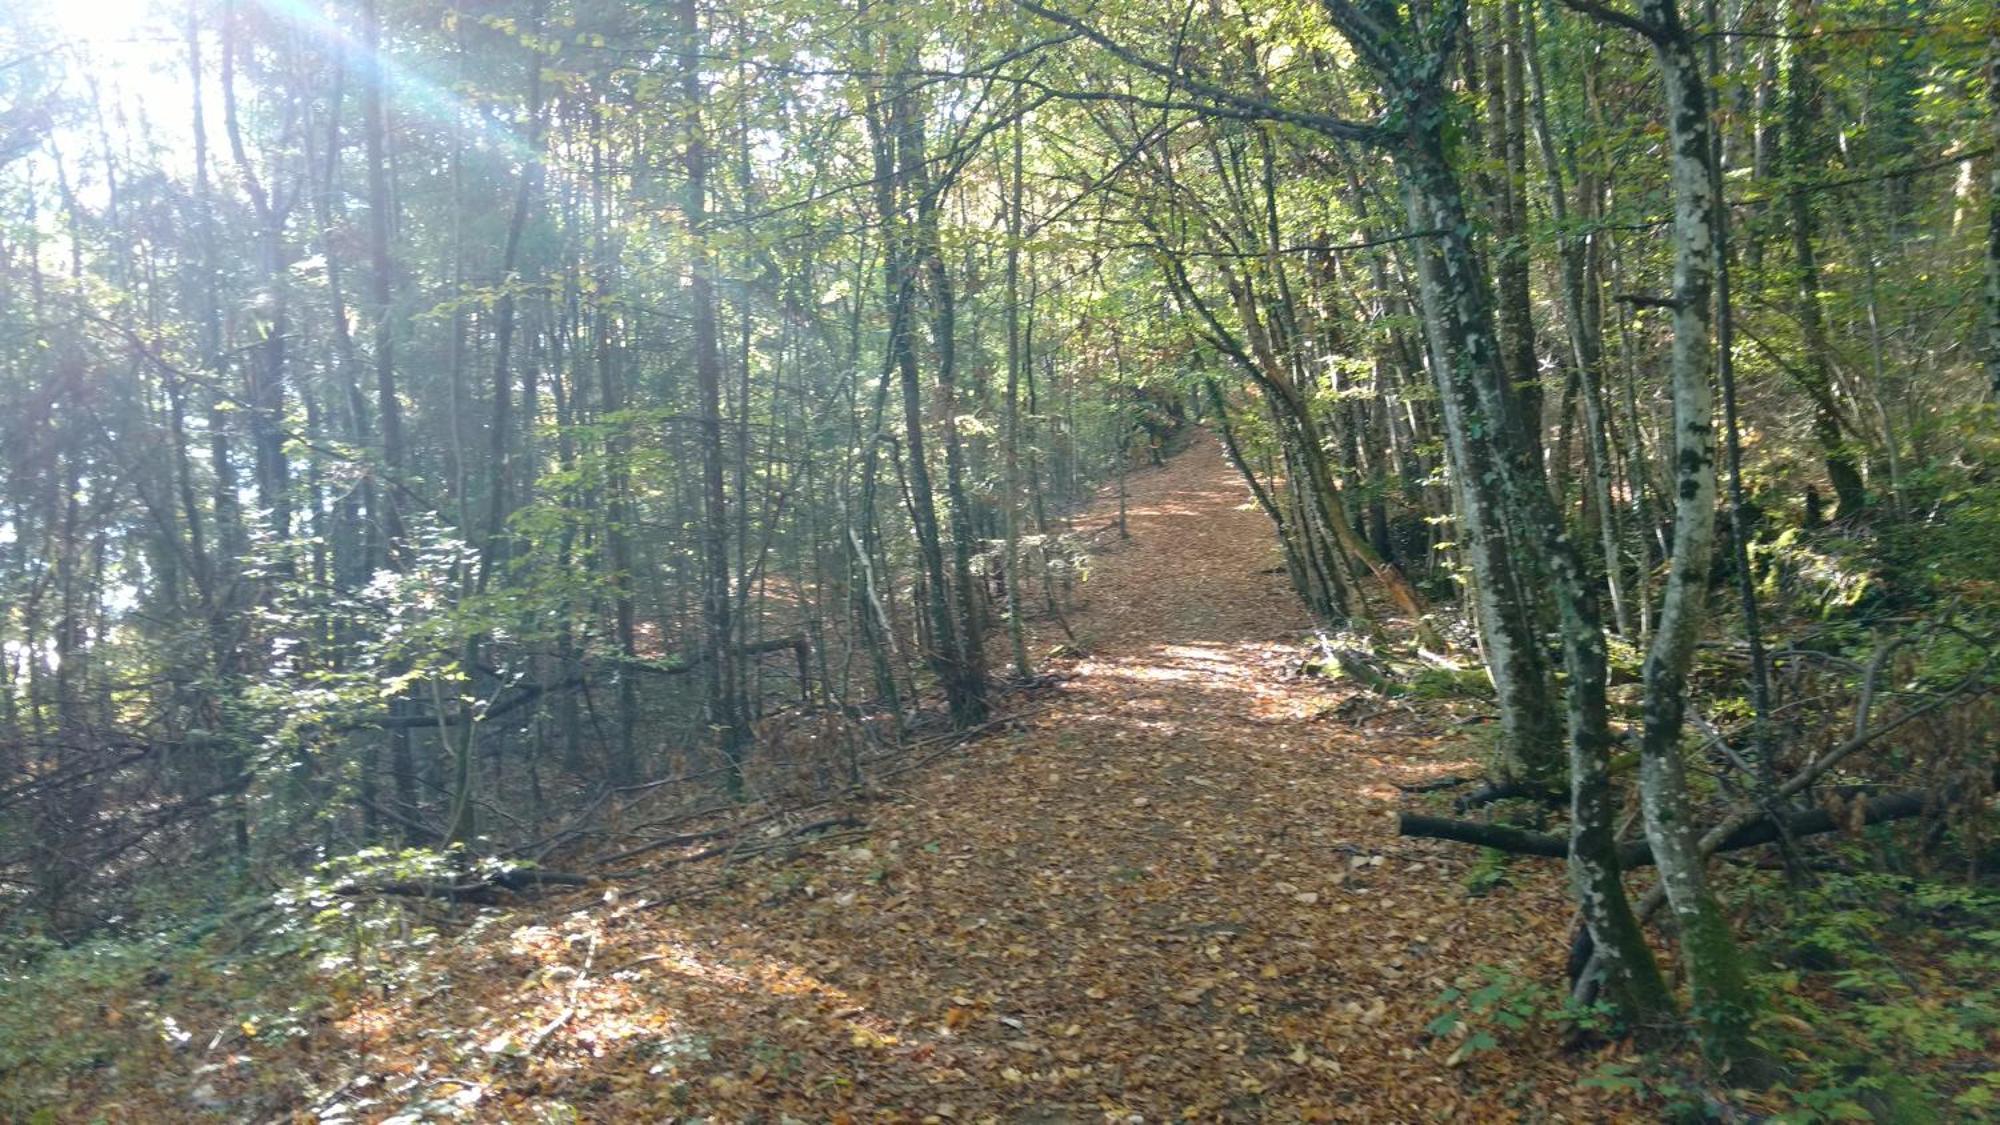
[113, 435, 1650, 1122]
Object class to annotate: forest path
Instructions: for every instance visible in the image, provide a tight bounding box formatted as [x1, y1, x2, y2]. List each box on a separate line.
[324, 434, 1633, 1122]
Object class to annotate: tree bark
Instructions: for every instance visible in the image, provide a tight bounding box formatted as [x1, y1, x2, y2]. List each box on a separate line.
[868, 63, 984, 728]
[1986, 34, 2000, 400]
[1783, 0, 1866, 517]
[1524, 6, 1630, 636]
[1384, 88, 1673, 1026]
[679, 0, 753, 793]
[1631, 0, 1759, 1066]
[1003, 108, 1033, 680]
[1310, 0, 1672, 1019]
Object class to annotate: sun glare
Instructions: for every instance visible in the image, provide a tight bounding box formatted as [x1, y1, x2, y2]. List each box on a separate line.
[27, 0, 189, 160]
[40, 0, 176, 57]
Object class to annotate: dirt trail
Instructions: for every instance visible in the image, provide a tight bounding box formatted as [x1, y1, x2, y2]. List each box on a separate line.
[324, 434, 1633, 1122]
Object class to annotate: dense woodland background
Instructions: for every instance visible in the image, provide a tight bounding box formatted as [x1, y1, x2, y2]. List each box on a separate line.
[1, 0, 1998, 1115]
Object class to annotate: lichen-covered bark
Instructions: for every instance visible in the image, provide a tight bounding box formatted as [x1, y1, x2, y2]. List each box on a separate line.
[1392, 117, 1670, 1020]
[1635, 0, 1759, 1067]
[1402, 185, 1562, 781]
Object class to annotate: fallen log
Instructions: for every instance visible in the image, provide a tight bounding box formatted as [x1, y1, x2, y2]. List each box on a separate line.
[344, 636, 821, 733]
[595, 812, 867, 871]
[1396, 814, 1572, 859]
[336, 866, 597, 902]
[1399, 783, 1983, 869]
[1393, 774, 1475, 794]
[619, 633, 807, 673]
[618, 634, 812, 702]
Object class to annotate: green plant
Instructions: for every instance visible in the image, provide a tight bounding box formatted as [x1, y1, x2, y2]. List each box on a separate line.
[1736, 872, 2000, 1118]
[1462, 848, 1511, 896]
[1401, 663, 1495, 701]
[1427, 965, 1594, 1065]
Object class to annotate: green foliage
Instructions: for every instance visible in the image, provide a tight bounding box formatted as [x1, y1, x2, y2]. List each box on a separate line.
[0, 892, 315, 1119]
[273, 847, 481, 990]
[1604, 634, 1645, 683]
[1435, 865, 2000, 1118]
[1427, 965, 1620, 1066]
[1759, 527, 1888, 621]
[1883, 471, 2000, 614]
[1738, 872, 2000, 1119]
[1401, 663, 1495, 701]
[0, 844, 501, 1117]
[1461, 847, 1512, 897]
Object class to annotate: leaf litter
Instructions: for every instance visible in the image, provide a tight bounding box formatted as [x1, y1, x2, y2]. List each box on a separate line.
[119, 438, 1650, 1121]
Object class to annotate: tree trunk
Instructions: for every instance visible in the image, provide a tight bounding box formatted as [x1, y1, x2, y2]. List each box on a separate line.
[1003, 110, 1033, 680]
[1525, 5, 1630, 636]
[220, 1, 293, 545]
[1784, 0, 1866, 517]
[912, 116, 989, 722]
[1986, 34, 2000, 400]
[1632, 0, 1760, 1068]
[679, 0, 752, 793]
[1371, 45, 1671, 1017]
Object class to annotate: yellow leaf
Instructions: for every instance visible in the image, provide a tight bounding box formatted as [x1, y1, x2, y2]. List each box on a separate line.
[851, 1025, 899, 1049]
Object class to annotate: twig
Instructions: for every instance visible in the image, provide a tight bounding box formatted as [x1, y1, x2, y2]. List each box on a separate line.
[523, 932, 595, 1057]
[606, 816, 867, 876]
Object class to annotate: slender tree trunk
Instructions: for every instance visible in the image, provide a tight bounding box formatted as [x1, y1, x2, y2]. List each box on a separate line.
[1485, 0, 1542, 471]
[912, 127, 988, 720]
[680, 0, 751, 791]
[869, 70, 982, 728]
[1986, 34, 2000, 400]
[187, 0, 249, 854]
[1002, 111, 1032, 679]
[358, 0, 420, 831]
[1631, 0, 1760, 1067]
[1784, 0, 1866, 517]
[574, 113, 640, 784]
[1706, 0, 1780, 813]
[220, 1, 293, 544]
[1525, 6, 1630, 636]
[448, 7, 546, 843]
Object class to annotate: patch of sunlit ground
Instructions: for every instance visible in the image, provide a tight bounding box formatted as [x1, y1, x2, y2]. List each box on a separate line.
[313, 891, 935, 1118]
[1114, 502, 1215, 520]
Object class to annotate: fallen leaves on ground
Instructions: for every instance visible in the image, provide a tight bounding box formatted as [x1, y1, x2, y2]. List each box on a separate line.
[111, 437, 1652, 1122]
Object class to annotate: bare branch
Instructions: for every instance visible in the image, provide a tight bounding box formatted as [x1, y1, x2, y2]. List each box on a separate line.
[1015, 0, 1392, 145]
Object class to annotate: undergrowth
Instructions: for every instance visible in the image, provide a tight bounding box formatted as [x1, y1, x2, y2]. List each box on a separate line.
[1429, 859, 2000, 1122]
[0, 848, 487, 1120]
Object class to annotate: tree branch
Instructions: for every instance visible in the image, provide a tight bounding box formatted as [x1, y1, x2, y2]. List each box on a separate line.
[1557, 0, 1665, 43]
[1400, 774, 1992, 866]
[1015, 0, 1392, 145]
